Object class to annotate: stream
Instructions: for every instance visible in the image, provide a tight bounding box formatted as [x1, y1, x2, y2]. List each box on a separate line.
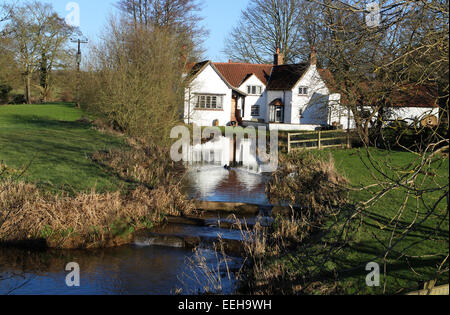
[0, 162, 271, 295]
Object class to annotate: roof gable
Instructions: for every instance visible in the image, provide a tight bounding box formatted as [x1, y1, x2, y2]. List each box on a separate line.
[185, 61, 210, 83]
[186, 61, 248, 96]
[239, 73, 266, 89]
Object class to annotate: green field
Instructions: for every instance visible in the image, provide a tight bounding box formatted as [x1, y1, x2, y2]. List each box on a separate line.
[281, 148, 449, 294]
[0, 103, 127, 193]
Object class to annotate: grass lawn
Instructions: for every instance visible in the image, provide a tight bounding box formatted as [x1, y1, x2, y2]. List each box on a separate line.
[0, 103, 128, 193]
[281, 148, 449, 294]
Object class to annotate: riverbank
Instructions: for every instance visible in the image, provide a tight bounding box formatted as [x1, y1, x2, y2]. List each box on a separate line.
[237, 148, 449, 295]
[0, 103, 193, 249]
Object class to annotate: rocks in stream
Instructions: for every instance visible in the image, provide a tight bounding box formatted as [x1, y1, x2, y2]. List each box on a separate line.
[132, 201, 294, 258]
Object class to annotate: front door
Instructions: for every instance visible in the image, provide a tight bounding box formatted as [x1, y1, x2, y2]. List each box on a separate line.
[270, 105, 284, 123]
[275, 106, 284, 123]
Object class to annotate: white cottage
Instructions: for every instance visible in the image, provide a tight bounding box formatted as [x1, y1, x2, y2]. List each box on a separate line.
[184, 48, 439, 130]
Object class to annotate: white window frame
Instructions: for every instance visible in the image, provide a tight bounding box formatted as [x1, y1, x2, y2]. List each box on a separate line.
[247, 85, 263, 95]
[299, 86, 309, 96]
[251, 105, 260, 116]
[194, 94, 224, 110]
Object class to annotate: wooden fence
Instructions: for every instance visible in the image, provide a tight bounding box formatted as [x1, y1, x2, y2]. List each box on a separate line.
[288, 130, 352, 153]
[406, 282, 449, 295]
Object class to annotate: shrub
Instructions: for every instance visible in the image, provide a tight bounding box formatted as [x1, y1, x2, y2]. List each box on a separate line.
[80, 21, 187, 146]
[9, 94, 26, 105]
[268, 152, 348, 219]
[0, 84, 12, 104]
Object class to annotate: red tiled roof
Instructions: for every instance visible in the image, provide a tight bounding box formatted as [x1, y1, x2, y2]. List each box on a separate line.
[338, 81, 439, 108]
[213, 62, 273, 88]
[390, 84, 439, 108]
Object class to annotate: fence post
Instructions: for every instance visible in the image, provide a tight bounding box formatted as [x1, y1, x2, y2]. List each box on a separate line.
[318, 131, 322, 150]
[288, 133, 291, 153]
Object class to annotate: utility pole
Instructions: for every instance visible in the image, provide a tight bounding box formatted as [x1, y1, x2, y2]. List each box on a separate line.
[70, 33, 88, 108]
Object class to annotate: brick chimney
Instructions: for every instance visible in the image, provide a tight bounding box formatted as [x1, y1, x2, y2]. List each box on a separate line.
[310, 45, 317, 66]
[274, 47, 284, 66]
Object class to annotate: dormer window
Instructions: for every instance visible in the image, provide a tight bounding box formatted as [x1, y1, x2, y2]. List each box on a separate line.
[247, 85, 263, 95]
[299, 86, 309, 95]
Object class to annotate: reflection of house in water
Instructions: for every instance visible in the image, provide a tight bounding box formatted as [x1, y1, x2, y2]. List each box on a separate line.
[183, 165, 270, 205]
[186, 136, 260, 173]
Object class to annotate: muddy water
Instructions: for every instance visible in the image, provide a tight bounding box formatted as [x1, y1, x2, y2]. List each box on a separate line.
[0, 165, 269, 295]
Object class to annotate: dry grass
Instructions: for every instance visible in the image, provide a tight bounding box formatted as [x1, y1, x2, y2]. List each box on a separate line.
[0, 181, 192, 249]
[91, 138, 186, 189]
[0, 139, 193, 249]
[268, 152, 348, 224]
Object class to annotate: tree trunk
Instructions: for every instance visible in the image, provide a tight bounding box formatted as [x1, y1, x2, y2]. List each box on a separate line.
[40, 53, 49, 103]
[25, 72, 31, 104]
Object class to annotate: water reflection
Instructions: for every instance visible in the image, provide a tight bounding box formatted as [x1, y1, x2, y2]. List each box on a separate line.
[0, 246, 239, 295]
[185, 136, 261, 173]
[182, 165, 270, 205]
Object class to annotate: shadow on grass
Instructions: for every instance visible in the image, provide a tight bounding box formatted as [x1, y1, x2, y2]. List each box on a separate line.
[3, 114, 88, 129]
[0, 113, 128, 194]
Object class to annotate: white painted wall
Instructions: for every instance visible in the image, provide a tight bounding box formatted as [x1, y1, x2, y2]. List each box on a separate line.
[291, 65, 330, 125]
[328, 104, 439, 130]
[184, 64, 232, 127]
[238, 75, 267, 121]
[387, 107, 439, 122]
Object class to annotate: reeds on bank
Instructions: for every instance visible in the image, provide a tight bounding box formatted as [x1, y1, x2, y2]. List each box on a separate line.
[0, 139, 193, 249]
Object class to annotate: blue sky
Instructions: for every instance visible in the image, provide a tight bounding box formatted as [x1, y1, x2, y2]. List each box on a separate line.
[44, 0, 249, 61]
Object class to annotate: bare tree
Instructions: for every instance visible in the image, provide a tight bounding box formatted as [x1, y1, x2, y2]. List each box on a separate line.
[282, 0, 449, 293]
[228, 0, 448, 295]
[223, 0, 316, 64]
[115, 0, 206, 60]
[303, 0, 448, 146]
[80, 17, 188, 145]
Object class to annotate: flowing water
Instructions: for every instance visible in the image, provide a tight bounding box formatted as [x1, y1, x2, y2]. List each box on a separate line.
[0, 138, 271, 295]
